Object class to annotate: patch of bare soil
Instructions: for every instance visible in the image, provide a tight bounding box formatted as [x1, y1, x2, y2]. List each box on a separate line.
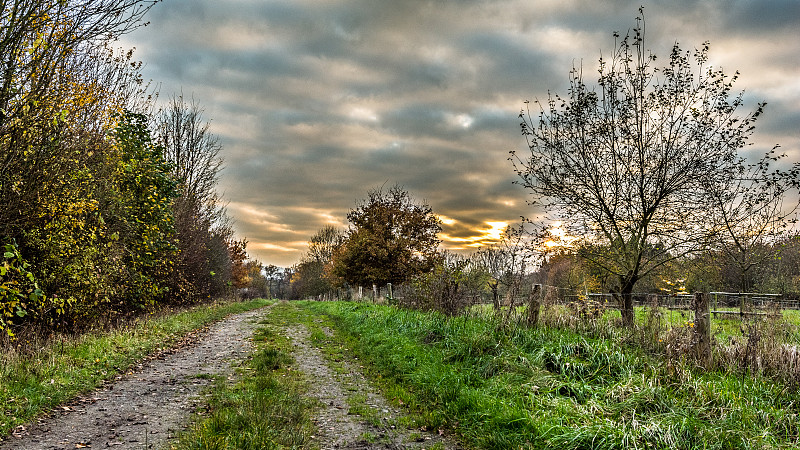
[284, 324, 462, 450]
[0, 307, 268, 450]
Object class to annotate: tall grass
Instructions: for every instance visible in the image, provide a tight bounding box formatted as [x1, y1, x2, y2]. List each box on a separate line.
[302, 301, 800, 449]
[0, 298, 272, 438]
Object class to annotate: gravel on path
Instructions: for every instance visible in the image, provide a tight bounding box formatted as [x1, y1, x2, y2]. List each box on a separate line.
[3, 303, 465, 450]
[0, 307, 268, 450]
[284, 324, 462, 450]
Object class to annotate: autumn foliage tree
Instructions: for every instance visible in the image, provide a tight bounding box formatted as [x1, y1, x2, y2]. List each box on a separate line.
[0, 1, 249, 336]
[328, 186, 442, 288]
[228, 238, 249, 290]
[0, 1, 162, 331]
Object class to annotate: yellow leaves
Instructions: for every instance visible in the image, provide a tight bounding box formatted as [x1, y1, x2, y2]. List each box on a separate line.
[660, 278, 688, 295]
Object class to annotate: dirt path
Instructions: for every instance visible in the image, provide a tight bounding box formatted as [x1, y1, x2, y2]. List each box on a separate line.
[3, 304, 463, 450]
[284, 324, 461, 450]
[0, 307, 268, 450]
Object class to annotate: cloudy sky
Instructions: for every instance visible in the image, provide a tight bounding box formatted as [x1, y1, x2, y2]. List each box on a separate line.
[121, 0, 800, 267]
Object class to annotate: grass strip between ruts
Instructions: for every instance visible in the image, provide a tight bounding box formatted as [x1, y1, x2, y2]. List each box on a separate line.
[172, 307, 316, 449]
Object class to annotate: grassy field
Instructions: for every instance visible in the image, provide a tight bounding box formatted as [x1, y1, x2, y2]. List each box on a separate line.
[297, 300, 800, 450]
[0, 298, 272, 438]
[5, 298, 799, 448]
[523, 302, 800, 349]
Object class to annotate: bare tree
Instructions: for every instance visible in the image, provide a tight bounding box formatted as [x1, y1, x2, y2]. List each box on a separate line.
[511, 8, 772, 325]
[156, 95, 224, 220]
[155, 95, 230, 302]
[473, 224, 532, 310]
[706, 151, 800, 291]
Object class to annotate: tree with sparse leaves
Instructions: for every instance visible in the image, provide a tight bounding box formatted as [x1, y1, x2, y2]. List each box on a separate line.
[511, 8, 791, 326]
[308, 225, 343, 266]
[289, 225, 343, 299]
[155, 95, 230, 303]
[473, 224, 532, 310]
[705, 150, 799, 292]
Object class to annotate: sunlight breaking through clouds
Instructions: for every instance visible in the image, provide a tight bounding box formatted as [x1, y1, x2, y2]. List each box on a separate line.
[439, 220, 509, 250]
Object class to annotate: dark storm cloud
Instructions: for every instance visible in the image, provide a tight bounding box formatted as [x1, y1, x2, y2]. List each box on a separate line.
[121, 0, 800, 266]
[726, 0, 800, 32]
[461, 32, 563, 91]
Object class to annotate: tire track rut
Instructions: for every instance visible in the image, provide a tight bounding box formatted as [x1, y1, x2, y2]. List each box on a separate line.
[284, 323, 461, 450]
[1, 307, 267, 450]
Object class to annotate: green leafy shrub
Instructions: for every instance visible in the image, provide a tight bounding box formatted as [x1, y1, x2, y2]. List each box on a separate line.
[0, 241, 45, 336]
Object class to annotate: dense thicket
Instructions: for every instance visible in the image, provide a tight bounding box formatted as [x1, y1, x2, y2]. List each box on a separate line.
[0, 0, 257, 337]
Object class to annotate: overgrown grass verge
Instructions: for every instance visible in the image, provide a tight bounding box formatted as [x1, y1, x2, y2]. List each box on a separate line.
[301, 301, 800, 450]
[0, 298, 273, 438]
[172, 322, 316, 449]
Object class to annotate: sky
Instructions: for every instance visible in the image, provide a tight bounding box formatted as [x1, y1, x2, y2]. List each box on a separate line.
[120, 0, 800, 268]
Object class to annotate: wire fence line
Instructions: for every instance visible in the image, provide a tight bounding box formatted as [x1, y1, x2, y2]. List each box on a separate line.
[327, 282, 797, 307]
[315, 284, 800, 381]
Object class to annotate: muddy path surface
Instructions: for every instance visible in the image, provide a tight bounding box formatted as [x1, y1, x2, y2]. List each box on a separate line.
[0, 307, 268, 450]
[284, 323, 461, 450]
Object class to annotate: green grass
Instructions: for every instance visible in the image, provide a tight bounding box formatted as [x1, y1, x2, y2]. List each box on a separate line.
[296, 300, 800, 450]
[250, 301, 436, 437]
[173, 338, 315, 449]
[0, 298, 273, 438]
[171, 301, 317, 449]
[527, 302, 800, 354]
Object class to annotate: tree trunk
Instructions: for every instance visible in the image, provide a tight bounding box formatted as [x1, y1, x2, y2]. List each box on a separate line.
[490, 280, 500, 311]
[619, 276, 637, 327]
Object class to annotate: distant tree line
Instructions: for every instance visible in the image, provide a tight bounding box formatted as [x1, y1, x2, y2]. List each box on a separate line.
[0, 0, 262, 337]
[538, 234, 800, 297]
[287, 181, 800, 318]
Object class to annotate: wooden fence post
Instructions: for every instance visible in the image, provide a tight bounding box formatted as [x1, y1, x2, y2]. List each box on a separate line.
[527, 284, 542, 326]
[489, 279, 500, 311]
[693, 292, 711, 367]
